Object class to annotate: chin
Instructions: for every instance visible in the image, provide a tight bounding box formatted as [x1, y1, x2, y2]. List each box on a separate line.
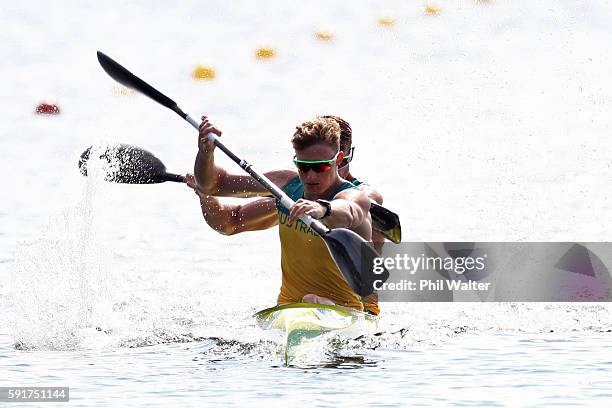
[303, 185, 319, 194]
[304, 184, 324, 196]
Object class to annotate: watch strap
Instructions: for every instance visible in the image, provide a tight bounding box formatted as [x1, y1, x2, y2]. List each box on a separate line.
[316, 199, 332, 219]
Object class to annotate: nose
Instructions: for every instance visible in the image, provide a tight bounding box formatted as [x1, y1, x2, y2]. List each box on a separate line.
[304, 168, 319, 181]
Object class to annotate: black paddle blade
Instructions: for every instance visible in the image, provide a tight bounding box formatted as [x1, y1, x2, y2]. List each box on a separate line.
[78, 144, 184, 184]
[322, 228, 389, 297]
[370, 202, 402, 244]
[96, 51, 187, 118]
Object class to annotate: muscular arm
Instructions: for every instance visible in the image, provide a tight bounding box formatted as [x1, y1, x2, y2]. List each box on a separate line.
[186, 173, 278, 234]
[359, 184, 383, 206]
[348, 179, 387, 248]
[195, 155, 296, 198]
[194, 117, 296, 197]
[288, 188, 372, 240]
[356, 183, 385, 249]
[198, 195, 279, 235]
[325, 189, 372, 230]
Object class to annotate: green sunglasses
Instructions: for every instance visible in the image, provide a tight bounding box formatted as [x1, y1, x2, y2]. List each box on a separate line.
[293, 151, 341, 173]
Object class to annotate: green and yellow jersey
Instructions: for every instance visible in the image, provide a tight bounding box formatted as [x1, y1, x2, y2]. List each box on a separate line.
[275, 176, 379, 315]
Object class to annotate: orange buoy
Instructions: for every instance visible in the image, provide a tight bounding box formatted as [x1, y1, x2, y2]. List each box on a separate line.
[192, 65, 216, 81]
[255, 47, 276, 60]
[35, 102, 60, 115]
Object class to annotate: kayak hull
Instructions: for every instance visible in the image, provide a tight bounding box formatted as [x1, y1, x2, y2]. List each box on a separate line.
[254, 303, 378, 364]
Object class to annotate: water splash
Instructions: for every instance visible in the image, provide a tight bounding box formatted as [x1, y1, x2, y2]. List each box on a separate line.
[11, 144, 116, 350]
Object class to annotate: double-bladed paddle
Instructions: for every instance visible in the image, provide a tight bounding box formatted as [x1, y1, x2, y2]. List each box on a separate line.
[78, 143, 401, 242]
[78, 143, 184, 184]
[94, 50, 389, 297]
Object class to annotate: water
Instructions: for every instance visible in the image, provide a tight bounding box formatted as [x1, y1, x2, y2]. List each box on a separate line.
[3, 331, 612, 406]
[2, 0, 612, 406]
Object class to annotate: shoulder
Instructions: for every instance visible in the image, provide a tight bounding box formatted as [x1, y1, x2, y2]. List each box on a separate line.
[364, 187, 383, 205]
[351, 178, 384, 205]
[334, 187, 371, 209]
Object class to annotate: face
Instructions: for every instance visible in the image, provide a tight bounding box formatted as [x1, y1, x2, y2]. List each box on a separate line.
[294, 143, 344, 197]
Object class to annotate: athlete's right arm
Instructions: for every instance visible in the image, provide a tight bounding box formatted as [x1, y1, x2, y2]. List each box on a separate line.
[194, 116, 296, 197]
[186, 173, 278, 235]
[198, 196, 279, 235]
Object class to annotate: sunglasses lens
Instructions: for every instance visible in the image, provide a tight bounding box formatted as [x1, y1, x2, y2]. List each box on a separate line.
[295, 162, 333, 173]
[316, 163, 332, 172]
[295, 162, 310, 172]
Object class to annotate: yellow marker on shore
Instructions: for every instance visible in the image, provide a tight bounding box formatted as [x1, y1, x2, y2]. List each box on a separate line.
[256, 47, 276, 60]
[315, 31, 334, 42]
[377, 17, 395, 27]
[424, 4, 441, 16]
[192, 66, 216, 81]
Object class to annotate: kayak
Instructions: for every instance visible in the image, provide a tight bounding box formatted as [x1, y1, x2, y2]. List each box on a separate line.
[254, 303, 378, 364]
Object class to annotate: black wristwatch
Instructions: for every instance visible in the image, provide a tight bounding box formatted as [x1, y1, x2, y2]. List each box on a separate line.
[316, 199, 332, 219]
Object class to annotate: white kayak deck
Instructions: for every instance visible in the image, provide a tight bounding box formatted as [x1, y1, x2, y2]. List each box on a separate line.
[254, 303, 378, 364]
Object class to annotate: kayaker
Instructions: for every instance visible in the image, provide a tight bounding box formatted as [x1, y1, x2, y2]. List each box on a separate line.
[191, 116, 374, 313]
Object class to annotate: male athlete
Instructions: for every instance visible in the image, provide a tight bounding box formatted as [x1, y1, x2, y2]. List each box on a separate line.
[192, 116, 373, 312]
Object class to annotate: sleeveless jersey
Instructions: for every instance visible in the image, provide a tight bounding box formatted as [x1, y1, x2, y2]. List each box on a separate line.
[275, 176, 364, 311]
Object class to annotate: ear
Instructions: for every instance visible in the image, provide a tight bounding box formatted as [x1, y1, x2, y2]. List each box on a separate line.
[336, 151, 345, 165]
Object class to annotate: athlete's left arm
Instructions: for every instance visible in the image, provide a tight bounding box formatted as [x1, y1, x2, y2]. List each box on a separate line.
[287, 190, 371, 229]
[356, 183, 385, 249]
[325, 189, 371, 229]
[359, 184, 383, 206]
[289, 188, 370, 229]
[357, 185, 385, 250]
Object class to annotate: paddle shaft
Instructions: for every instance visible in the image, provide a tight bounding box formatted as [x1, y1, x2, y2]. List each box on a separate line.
[159, 172, 186, 183]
